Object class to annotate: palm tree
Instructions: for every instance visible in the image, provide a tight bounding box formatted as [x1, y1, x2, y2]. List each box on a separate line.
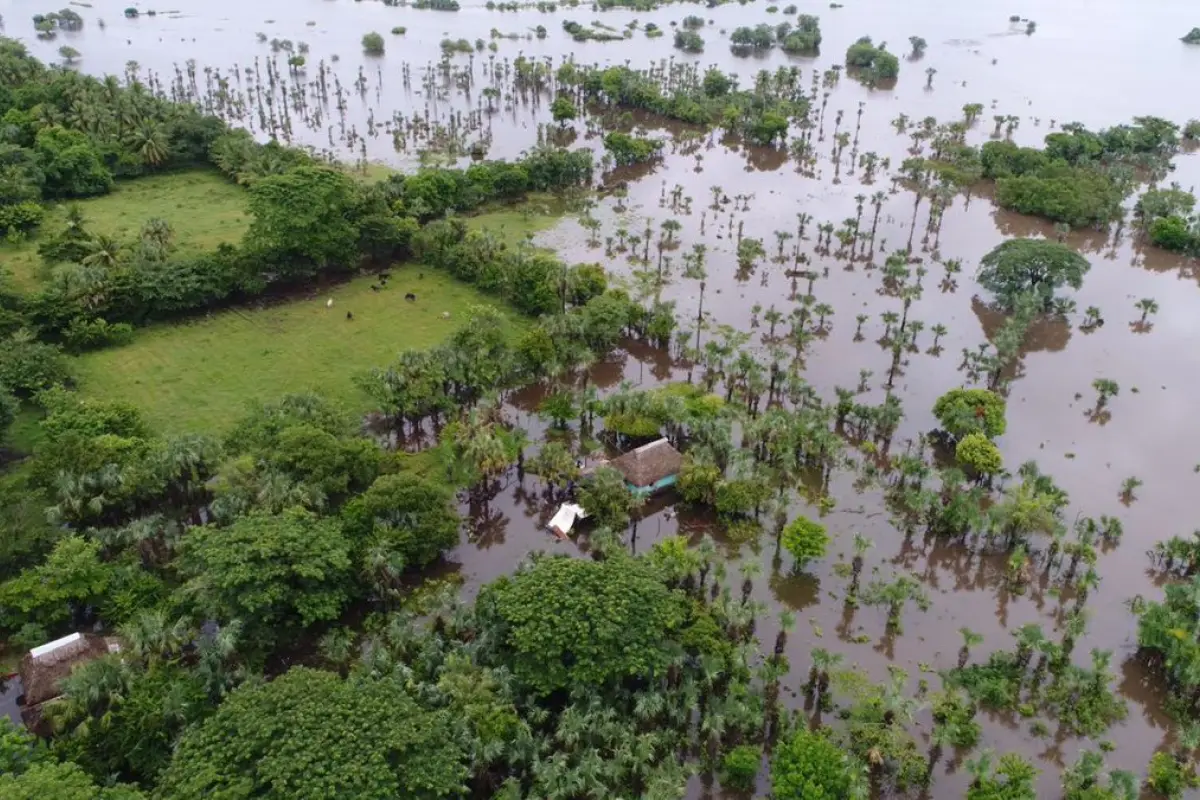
[957, 627, 983, 668]
[1092, 378, 1119, 408]
[808, 647, 843, 703]
[118, 608, 191, 663]
[81, 234, 124, 269]
[849, 533, 873, 598]
[1135, 297, 1159, 323]
[861, 574, 931, 634]
[1012, 623, 1045, 670]
[125, 120, 170, 166]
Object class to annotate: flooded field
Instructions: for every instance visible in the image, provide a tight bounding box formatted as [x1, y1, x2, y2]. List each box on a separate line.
[9, 0, 1200, 794]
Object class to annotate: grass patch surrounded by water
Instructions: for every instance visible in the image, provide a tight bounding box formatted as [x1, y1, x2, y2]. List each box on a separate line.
[465, 193, 573, 248]
[0, 170, 249, 293]
[74, 267, 525, 434]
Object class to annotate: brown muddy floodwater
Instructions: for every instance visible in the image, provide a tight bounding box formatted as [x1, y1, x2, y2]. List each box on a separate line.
[10, 0, 1200, 794]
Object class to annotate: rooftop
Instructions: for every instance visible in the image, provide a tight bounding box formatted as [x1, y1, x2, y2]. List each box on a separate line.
[608, 438, 682, 488]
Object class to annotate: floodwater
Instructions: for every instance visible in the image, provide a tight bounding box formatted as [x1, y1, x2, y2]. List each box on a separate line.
[9, 0, 1200, 794]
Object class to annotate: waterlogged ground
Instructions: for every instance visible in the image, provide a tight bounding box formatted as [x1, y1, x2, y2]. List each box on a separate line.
[10, 0, 1200, 795]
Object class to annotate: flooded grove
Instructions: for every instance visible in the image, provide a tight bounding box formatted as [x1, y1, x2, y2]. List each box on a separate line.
[9, 0, 1200, 795]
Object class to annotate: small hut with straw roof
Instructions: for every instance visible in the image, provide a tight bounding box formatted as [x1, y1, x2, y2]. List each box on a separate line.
[605, 438, 682, 497]
[18, 632, 120, 735]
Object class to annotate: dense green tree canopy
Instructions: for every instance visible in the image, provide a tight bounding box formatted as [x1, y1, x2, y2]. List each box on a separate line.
[977, 238, 1091, 311]
[155, 668, 467, 800]
[602, 131, 664, 166]
[245, 166, 361, 271]
[482, 554, 686, 692]
[341, 472, 460, 570]
[0, 760, 144, 799]
[177, 508, 353, 647]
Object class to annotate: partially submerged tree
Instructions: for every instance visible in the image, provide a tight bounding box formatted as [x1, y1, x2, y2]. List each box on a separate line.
[932, 387, 1007, 439]
[781, 515, 829, 572]
[977, 238, 1091, 311]
[480, 555, 685, 693]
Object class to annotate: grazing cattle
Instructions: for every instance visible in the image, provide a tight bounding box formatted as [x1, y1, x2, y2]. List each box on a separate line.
[441, 311, 451, 319]
[346, 312, 354, 320]
[419, 272, 425, 279]
[370, 285, 380, 292]
[405, 292, 417, 302]
[325, 298, 334, 308]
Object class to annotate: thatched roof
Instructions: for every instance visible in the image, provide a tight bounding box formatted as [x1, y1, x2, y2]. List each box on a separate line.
[19, 633, 115, 708]
[608, 438, 682, 488]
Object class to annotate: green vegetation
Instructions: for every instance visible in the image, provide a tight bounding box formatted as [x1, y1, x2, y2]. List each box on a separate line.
[561, 62, 808, 145]
[771, 726, 863, 797]
[361, 31, 385, 54]
[603, 131, 664, 166]
[730, 24, 776, 52]
[0, 14, 1196, 800]
[2, 171, 247, 293]
[980, 118, 1181, 228]
[933, 387, 1007, 439]
[977, 238, 1091, 311]
[780, 15, 822, 54]
[673, 29, 704, 52]
[845, 36, 900, 81]
[75, 268, 521, 433]
[549, 95, 577, 126]
[956, 432, 1003, 477]
[781, 515, 829, 571]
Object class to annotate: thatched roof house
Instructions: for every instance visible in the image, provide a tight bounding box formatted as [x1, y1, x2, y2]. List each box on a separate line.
[18, 633, 120, 735]
[607, 438, 682, 496]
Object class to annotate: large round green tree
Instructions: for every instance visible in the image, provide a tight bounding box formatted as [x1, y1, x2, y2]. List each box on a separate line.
[977, 238, 1090, 311]
[341, 472, 461, 570]
[176, 508, 353, 649]
[932, 387, 1007, 440]
[155, 668, 467, 800]
[482, 555, 685, 693]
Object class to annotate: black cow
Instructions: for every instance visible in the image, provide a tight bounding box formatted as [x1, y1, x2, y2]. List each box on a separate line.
[405, 292, 417, 302]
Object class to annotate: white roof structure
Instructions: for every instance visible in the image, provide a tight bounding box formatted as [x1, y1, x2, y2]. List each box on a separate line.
[548, 503, 588, 538]
[30, 632, 84, 662]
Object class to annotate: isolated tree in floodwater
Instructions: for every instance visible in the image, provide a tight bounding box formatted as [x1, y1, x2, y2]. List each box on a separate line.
[550, 96, 577, 128]
[1092, 378, 1119, 409]
[977, 239, 1091, 311]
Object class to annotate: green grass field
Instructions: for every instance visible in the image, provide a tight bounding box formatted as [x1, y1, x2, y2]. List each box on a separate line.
[465, 193, 571, 248]
[74, 267, 524, 434]
[1, 170, 249, 293]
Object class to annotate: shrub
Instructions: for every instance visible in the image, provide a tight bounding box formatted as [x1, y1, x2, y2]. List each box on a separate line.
[994, 166, 1123, 229]
[0, 201, 45, 237]
[721, 744, 761, 791]
[362, 31, 385, 54]
[0, 334, 71, 396]
[1149, 215, 1198, 254]
[673, 29, 704, 52]
[1146, 751, 1198, 798]
[932, 387, 1006, 439]
[956, 433, 1003, 476]
[62, 317, 135, 353]
[781, 516, 829, 571]
[772, 726, 860, 798]
[844, 36, 898, 80]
